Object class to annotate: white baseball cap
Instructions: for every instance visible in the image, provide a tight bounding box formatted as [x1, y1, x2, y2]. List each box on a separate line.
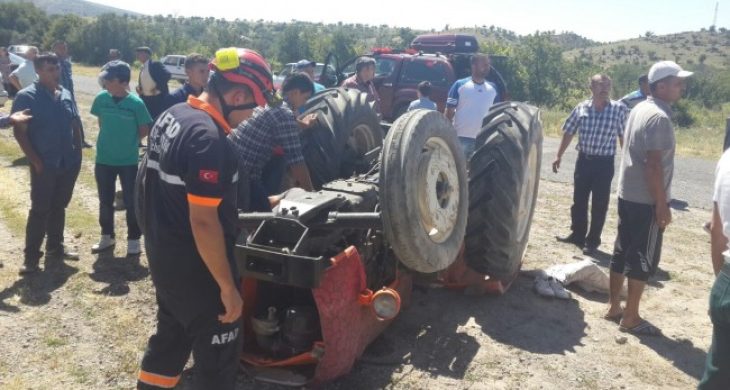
[648, 61, 693, 84]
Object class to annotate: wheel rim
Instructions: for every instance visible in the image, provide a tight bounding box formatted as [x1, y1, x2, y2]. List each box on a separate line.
[416, 137, 460, 244]
[517, 143, 538, 240]
[348, 124, 378, 156]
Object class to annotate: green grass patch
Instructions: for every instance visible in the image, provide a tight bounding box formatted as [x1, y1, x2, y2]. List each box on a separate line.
[540, 101, 727, 160]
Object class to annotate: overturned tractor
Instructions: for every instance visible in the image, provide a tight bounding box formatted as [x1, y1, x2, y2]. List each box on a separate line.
[235, 88, 543, 385]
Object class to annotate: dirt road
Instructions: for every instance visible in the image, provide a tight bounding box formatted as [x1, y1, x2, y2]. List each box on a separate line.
[542, 137, 718, 211]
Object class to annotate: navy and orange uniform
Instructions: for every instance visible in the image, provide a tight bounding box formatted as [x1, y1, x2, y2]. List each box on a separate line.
[137, 95, 241, 390]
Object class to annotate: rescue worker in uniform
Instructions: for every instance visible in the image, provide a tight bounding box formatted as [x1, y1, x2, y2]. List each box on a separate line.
[136, 48, 276, 389]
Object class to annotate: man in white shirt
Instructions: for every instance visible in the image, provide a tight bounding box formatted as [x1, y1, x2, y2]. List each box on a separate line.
[135, 46, 171, 119]
[445, 53, 497, 158]
[9, 46, 38, 91]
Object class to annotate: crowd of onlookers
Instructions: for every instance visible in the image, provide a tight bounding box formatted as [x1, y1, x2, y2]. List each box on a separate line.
[1, 41, 730, 388]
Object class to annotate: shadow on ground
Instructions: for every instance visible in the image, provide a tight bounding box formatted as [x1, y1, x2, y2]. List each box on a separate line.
[10, 156, 29, 167]
[325, 274, 588, 389]
[640, 335, 707, 380]
[0, 258, 77, 312]
[88, 249, 148, 296]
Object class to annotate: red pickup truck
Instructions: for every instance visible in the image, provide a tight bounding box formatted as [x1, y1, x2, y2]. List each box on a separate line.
[319, 34, 508, 122]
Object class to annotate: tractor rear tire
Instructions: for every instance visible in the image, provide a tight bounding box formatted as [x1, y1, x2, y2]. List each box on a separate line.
[464, 102, 543, 279]
[300, 88, 383, 189]
[380, 110, 469, 273]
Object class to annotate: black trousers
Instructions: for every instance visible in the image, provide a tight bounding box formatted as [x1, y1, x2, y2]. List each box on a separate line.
[24, 164, 80, 267]
[141, 94, 167, 120]
[570, 153, 614, 247]
[138, 289, 242, 390]
[95, 164, 141, 240]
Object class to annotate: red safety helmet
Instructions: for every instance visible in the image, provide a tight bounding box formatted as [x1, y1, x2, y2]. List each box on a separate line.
[210, 47, 276, 107]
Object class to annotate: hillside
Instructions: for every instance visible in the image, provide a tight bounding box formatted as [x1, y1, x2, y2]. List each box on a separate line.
[449, 26, 598, 51]
[565, 29, 730, 69]
[0, 0, 140, 17]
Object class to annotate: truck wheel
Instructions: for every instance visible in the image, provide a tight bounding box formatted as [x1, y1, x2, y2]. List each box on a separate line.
[380, 110, 468, 273]
[464, 102, 543, 279]
[300, 88, 383, 189]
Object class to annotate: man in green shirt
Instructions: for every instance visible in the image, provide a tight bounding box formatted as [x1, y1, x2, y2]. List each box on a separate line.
[90, 61, 153, 256]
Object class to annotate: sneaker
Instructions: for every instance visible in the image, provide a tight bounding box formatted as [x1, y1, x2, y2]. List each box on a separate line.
[548, 277, 572, 300]
[127, 239, 141, 256]
[92, 235, 115, 253]
[534, 276, 555, 298]
[19, 265, 41, 275]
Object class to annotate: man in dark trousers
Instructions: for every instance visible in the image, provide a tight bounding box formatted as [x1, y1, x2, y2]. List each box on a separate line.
[135, 46, 171, 120]
[136, 47, 275, 389]
[11, 53, 82, 275]
[553, 74, 628, 255]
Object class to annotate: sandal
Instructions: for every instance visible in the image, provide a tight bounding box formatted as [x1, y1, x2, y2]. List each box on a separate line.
[619, 320, 662, 336]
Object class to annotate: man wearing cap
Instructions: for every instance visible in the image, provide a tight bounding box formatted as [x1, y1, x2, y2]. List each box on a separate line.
[11, 53, 82, 274]
[342, 56, 381, 117]
[136, 47, 274, 390]
[90, 61, 152, 257]
[295, 59, 325, 94]
[135, 46, 171, 120]
[605, 61, 693, 336]
[620, 74, 650, 110]
[553, 74, 628, 255]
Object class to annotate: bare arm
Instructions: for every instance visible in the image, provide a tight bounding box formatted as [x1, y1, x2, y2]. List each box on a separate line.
[711, 203, 727, 276]
[138, 124, 150, 139]
[445, 106, 455, 121]
[552, 132, 575, 173]
[9, 74, 21, 91]
[13, 122, 43, 173]
[189, 202, 242, 323]
[645, 150, 671, 228]
[289, 162, 313, 191]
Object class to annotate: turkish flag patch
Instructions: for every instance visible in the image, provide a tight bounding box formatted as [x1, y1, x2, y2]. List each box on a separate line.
[199, 169, 219, 184]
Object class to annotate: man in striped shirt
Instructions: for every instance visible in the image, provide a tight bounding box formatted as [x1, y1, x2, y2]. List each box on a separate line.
[553, 74, 628, 255]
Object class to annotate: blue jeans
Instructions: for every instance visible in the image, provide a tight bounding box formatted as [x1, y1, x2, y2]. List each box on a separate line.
[459, 137, 476, 159]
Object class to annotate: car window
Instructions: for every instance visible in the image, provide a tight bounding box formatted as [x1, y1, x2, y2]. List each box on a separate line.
[400, 59, 449, 87]
[163, 57, 179, 66]
[375, 59, 397, 78]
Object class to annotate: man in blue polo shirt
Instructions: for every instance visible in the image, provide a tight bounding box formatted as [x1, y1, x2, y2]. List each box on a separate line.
[445, 54, 498, 158]
[11, 53, 82, 275]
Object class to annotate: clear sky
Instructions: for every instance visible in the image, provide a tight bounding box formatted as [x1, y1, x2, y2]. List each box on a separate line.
[89, 0, 728, 43]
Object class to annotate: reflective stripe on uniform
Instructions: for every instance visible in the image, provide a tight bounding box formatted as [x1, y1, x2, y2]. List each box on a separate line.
[147, 159, 185, 186]
[138, 370, 180, 388]
[187, 193, 223, 207]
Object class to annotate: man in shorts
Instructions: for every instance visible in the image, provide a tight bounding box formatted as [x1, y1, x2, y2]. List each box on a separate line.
[606, 61, 693, 335]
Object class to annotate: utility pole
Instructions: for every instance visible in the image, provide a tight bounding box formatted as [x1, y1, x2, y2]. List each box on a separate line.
[713, 1, 719, 30]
